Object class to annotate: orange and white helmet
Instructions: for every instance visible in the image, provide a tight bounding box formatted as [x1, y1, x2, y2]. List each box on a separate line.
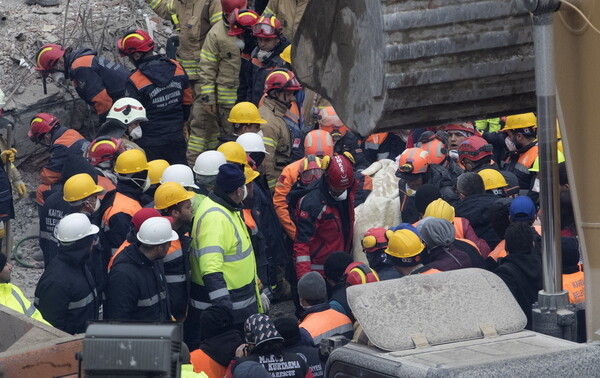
[318, 106, 348, 141]
[398, 148, 430, 176]
[304, 129, 334, 158]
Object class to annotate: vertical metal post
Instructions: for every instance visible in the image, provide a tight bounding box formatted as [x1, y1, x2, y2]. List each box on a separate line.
[533, 12, 561, 294]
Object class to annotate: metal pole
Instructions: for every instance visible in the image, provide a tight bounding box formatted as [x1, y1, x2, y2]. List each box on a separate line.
[533, 11, 561, 294]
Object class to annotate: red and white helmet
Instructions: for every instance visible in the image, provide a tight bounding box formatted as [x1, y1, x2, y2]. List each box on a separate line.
[325, 155, 354, 191]
[228, 9, 259, 36]
[107, 97, 147, 125]
[86, 137, 125, 167]
[117, 30, 155, 56]
[28, 113, 60, 142]
[458, 136, 493, 162]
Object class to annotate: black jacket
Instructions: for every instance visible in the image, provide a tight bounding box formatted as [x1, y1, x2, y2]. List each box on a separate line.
[125, 55, 191, 147]
[329, 283, 353, 322]
[455, 194, 502, 250]
[197, 329, 244, 367]
[165, 227, 192, 320]
[38, 191, 73, 267]
[494, 252, 543, 329]
[246, 41, 290, 105]
[104, 243, 170, 322]
[35, 236, 100, 334]
[284, 342, 325, 377]
[252, 179, 287, 266]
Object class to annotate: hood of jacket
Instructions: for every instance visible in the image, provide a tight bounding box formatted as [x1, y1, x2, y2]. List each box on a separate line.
[57, 234, 94, 266]
[500, 252, 543, 282]
[137, 55, 176, 87]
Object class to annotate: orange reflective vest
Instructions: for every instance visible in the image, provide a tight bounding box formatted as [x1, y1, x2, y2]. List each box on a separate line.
[102, 192, 142, 230]
[190, 348, 226, 378]
[299, 308, 353, 345]
[563, 270, 585, 304]
[422, 268, 442, 274]
[97, 175, 116, 198]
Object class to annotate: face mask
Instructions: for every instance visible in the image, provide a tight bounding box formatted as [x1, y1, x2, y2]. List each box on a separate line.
[51, 72, 65, 84]
[131, 176, 151, 192]
[129, 126, 143, 140]
[505, 136, 517, 152]
[235, 39, 245, 50]
[82, 197, 101, 215]
[257, 50, 272, 62]
[532, 178, 540, 193]
[330, 189, 348, 201]
[242, 185, 248, 201]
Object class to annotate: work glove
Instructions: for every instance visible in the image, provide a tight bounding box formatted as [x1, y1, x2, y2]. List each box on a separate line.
[260, 292, 271, 314]
[0, 222, 4, 239]
[0, 148, 16, 164]
[203, 104, 216, 116]
[9, 166, 26, 199]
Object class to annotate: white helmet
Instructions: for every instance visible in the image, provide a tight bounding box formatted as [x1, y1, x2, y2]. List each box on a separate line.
[107, 97, 147, 125]
[54, 213, 99, 243]
[137, 217, 178, 245]
[193, 150, 227, 176]
[160, 164, 199, 189]
[236, 132, 269, 154]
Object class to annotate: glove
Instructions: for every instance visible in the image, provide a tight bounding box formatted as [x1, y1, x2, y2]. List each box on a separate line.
[0, 228, 4, 239]
[260, 292, 270, 314]
[203, 104, 216, 116]
[13, 180, 26, 198]
[0, 148, 16, 164]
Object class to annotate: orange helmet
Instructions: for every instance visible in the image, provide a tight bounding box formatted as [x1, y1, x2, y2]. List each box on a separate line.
[318, 106, 348, 141]
[416, 131, 447, 165]
[86, 137, 125, 166]
[298, 155, 323, 186]
[398, 148, 430, 175]
[28, 113, 59, 142]
[35, 43, 65, 72]
[264, 69, 302, 93]
[228, 9, 259, 36]
[304, 129, 334, 158]
[344, 262, 380, 287]
[252, 15, 283, 38]
[117, 29, 155, 56]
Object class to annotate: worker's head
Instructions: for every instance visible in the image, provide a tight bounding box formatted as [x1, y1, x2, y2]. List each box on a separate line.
[236, 132, 268, 168]
[509, 196, 537, 224]
[444, 123, 477, 151]
[297, 271, 327, 308]
[193, 150, 227, 191]
[144, 159, 170, 196]
[63, 173, 105, 215]
[501, 113, 537, 150]
[418, 217, 455, 250]
[457, 136, 493, 172]
[274, 317, 301, 347]
[244, 314, 284, 355]
[0, 252, 12, 283]
[561, 237, 580, 274]
[216, 163, 247, 204]
[28, 113, 60, 146]
[478, 169, 508, 197]
[228, 102, 266, 135]
[117, 29, 155, 66]
[304, 129, 334, 158]
[154, 182, 195, 227]
[456, 172, 485, 199]
[324, 154, 354, 198]
[323, 251, 354, 287]
[416, 131, 448, 165]
[252, 15, 283, 54]
[221, 0, 248, 19]
[160, 164, 199, 191]
[297, 155, 323, 187]
[344, 262, 380, 287]
[362, 227, 391, 268]
[384, 228, 426, 268]
[86, 137, 126, 170]
[317, 106, 348, 142]
[227, 9, 259, 45]
[218, 141, 249, 171]
[397, 148, 430, 190]
[424, 198, 455, 223]
[136, 217, 178, 260]
[504, 222, 534, 255]
[54, 213, 100, 262]
[106, 97, 147, 139]
[264, 69, 301, 108]
[35, 43, 67, 82]
[114, 149, 150, 191]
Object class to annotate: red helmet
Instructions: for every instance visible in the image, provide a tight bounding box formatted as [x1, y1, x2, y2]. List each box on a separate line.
[264, 69, 302, 93]
[228, 9, 259, 36]
[444, 122, 477, 135]
[35, 43, 66, 72]
[325, 155, 354, 191]
[361, 227, 389, 253]
[86, 137, 125, 166]
[117, 30, 155, 56]
[304, 129, 334, 157]
[298, 155, 323, 186]
[28, 113, 59, 142]
[221, 0, 248, 15]
[398, 148, 430, 175]
[458, 136, 493, 163]
[252, 15, 283, 38]
[344, 262, 380, 287]
[416, 131, 447, 165]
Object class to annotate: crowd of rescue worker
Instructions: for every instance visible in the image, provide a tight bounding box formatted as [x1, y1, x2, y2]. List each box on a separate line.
[0, 0, 586, 376]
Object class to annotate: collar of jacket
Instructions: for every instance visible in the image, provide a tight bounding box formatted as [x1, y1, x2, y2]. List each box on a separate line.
[299, 302, 330, 321]
[516, 140, 538, 155]
[50, 125, 68, 144]
[263, 96, 288, 117]
[122, 242, 155, 267]
[209, 186, 243, 212]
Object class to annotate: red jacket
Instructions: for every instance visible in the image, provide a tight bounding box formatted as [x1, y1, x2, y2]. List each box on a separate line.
[293, 179, 356, 279]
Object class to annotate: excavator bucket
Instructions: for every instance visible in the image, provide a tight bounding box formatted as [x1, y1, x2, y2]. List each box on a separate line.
[294, 0, 537, 135]
[554, 0, 600, 341]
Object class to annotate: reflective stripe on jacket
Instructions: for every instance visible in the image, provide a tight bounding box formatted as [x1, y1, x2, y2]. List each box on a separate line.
[0, 283, 49, 324]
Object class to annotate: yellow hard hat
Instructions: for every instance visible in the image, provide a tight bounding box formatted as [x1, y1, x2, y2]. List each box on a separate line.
[424, 198, 455, 223]
[217, 141, 248, 166]
[147, 159, 170, 185]
[280, 45, 292, 64]
[244, 165, 259, 184]
[502, 112, 537, 132]
[228, 102, 267, 124]
[114, 149, 148, 174]
[529, 150, 566, 172]
[154, 181, 195, 210]
[63, 173, 104, 202]
[384, 229, 425, 259]
[478, 169, 507, 190]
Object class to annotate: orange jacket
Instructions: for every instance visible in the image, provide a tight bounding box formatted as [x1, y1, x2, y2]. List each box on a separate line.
[190, 348, 227, 378]
[299, 308, 353, 346]
[563, 270, 585, 304]
[273, 158, 304, 239]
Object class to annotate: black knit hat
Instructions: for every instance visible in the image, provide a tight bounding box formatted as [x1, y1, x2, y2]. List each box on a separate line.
[324, 251, 353, 283]
[273, 317, 301, 347]
[216, 163, 245, 194]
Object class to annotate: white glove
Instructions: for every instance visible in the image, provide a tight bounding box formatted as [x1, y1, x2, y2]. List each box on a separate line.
[260, 292, 270, 314]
